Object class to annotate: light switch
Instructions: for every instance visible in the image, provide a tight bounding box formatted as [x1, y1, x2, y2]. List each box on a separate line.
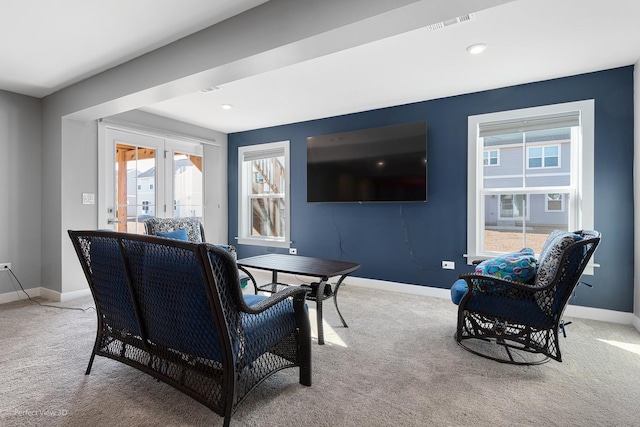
[82, 193, 95, 205]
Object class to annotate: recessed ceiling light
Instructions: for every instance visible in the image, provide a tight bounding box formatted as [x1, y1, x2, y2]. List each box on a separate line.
[221, 104, 233, 110]
[467, 43, 487, 55]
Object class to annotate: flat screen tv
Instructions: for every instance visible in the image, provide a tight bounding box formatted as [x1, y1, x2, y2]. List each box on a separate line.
[307, 121, 427, 203]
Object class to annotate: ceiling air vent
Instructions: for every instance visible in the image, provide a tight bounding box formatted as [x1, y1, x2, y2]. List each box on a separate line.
[426, 13, 476, 31]
[200, 86, 222, 94]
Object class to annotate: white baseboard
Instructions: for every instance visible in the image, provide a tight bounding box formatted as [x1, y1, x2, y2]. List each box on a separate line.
[563, 304, 634, 325]
[244, 269, 635, 326]
[632, 314, 640, 331]
[345, 276, 453, 300]
[0, 287, 40, 304]
[0, 286, 91, 304]
[58, 288, 92, 302]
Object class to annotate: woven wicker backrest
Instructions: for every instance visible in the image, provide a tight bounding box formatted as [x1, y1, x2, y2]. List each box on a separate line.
[69, 231, 235, 364]
[533, 230, 600, 316]
[72, 234, 141, 335]
[202, 244, 247, 360]
[121, 238, 230, 361]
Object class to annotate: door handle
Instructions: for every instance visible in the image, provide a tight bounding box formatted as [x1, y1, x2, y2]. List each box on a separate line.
[107, 219, 122, 224]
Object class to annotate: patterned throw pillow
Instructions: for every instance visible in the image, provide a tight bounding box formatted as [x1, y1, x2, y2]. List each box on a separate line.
[537, 230, 569, 269]
[534, 231, 584, 314]
[474, 248, 538, 295]
[475, 248, 538, 282]
[147, 217, 203, 242]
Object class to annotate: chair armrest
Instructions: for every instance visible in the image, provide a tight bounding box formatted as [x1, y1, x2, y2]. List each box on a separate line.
[238, 286, 309, 315]
[460, 273, 538, 294]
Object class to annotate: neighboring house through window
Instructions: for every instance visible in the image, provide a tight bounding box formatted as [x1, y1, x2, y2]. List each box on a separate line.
[467, 100, 594, 269]
[237, 140, 291, 248]
[483, 149, 499, 166]
[527, 145, 559, 169]
[545, 193, 564, 212]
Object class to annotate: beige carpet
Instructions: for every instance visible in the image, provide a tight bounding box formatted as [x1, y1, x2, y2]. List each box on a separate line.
[2, 285, 640, 426]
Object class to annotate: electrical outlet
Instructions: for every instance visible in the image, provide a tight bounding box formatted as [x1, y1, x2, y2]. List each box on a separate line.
[442, 261, 455, 270]
[289, 248, 297, 255]
[0, 262, 11, 271]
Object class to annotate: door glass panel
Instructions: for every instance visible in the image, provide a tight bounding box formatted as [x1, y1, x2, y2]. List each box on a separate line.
[115, 143, 156, 233]
[173, 152, 203, 221]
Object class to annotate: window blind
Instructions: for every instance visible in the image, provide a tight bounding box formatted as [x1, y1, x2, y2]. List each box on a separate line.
[478, 111, 580, 138]
[241, 147, 285, 162]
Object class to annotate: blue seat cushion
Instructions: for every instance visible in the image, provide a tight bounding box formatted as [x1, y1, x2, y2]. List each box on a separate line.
[243, 294, 267, 306]
[451, 279, 468, 305]
[466, 291, 553, 329]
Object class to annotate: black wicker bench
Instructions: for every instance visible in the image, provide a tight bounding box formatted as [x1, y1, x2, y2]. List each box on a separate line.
[69, 230, 312, 426]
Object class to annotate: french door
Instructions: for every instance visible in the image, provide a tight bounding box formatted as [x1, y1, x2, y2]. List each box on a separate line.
[99, 125, 203, 233]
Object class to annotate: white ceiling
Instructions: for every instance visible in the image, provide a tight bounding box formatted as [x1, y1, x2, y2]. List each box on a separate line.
[2, 0, 640, 134]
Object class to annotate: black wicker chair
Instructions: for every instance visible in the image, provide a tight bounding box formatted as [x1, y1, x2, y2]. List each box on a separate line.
[454, 230, 601, 365]
[69, 230, 311, 426]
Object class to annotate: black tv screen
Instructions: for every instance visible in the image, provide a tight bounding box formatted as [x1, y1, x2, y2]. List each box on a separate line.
[307, 121, 427, 203]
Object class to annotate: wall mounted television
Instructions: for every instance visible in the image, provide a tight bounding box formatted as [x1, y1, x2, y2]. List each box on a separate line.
[307, 121, 427, 203]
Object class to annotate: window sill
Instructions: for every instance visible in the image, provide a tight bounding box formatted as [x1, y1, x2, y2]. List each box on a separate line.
[236, 237, 291, 249]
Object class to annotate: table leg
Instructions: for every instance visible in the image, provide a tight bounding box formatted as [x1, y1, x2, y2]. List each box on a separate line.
[238, 266, 258, 295]
[333, 275, 349, 328]
[316, 281, 325, 345]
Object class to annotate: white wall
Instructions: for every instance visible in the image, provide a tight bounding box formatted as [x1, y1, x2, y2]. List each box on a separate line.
[0, 90, 42, 296]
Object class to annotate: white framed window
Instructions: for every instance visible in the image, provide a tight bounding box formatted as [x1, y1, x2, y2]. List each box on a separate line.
[466, 100, 594, 272]
[527, 145, 559, 169]
[545, 193, 565, 212]
[483, 149, 499, 166]
[237, 140, 291, 248]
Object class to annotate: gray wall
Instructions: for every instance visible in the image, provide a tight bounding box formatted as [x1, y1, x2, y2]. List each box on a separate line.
[0, 90, 42, 296]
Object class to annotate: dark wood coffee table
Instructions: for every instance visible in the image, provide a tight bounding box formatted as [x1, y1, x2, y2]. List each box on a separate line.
[236, 254, 360, 345]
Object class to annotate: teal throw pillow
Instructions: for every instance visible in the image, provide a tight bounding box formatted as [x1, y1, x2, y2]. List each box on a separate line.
[474, 248, 538, 296]
[475, 248, 538, 283]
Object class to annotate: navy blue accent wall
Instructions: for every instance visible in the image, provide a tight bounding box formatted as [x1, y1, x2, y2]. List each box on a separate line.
[228, 66, 634, 312]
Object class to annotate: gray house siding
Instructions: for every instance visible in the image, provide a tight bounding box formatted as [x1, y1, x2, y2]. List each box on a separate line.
[483, 138, 571, 229]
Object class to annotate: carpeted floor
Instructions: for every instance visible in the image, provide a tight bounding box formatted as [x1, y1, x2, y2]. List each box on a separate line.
[2, 284, 640, 426]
